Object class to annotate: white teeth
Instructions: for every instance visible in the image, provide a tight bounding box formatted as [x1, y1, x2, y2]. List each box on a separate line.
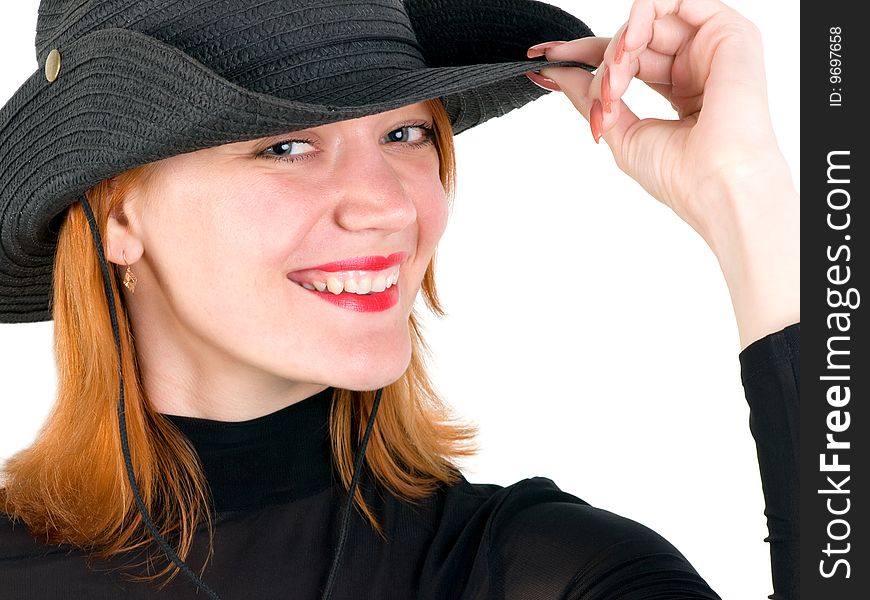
[326, 277, 344, 295]
[299, 266, 400, 295]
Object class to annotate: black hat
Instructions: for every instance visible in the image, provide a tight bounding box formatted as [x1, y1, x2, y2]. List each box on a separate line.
[0, 0, 593, 323]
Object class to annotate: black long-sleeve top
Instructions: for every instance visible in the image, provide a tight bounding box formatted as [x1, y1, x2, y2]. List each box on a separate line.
[0, 322, 799, 599]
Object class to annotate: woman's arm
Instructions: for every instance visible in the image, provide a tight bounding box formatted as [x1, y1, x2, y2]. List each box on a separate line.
[740, 321, 800, 599]
[524, 0, 800, 596]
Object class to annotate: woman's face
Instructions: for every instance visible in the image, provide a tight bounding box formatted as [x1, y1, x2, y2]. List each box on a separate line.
[111, 102, 447, 416]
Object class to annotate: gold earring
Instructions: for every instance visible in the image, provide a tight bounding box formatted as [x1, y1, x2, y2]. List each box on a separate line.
[122, 250, 137, 293]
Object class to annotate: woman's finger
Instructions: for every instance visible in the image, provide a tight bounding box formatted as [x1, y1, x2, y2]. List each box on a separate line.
[576, 18, 683, 130]
[534, 65, 595, 115]
[620, 47, 674, 84]
[540, 64, 654, 180]
[647, 82, 675, 101]
[644, 14, 695, 56]
[603, 15, 692, 123]
[603, 0, 765, 135]
[536, 65, 643, 151]
[530, 36, 610, 66]
[533, 39, 674, 121]
[607, 0, 732, 110]
[591, 48, 675, 130]
[527, 67, 592, 113]
[625, 0, 732, 47]
[542, 39, 675, 86]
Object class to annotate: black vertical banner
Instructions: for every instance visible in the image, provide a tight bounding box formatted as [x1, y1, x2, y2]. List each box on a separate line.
[802, 3, 868, 599]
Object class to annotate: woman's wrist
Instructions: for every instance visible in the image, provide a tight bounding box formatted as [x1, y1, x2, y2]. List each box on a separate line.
[700, 164, 800, 351]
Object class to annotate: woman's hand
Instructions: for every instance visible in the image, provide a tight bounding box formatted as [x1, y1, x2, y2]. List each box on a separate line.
[526, 0, 799, 350]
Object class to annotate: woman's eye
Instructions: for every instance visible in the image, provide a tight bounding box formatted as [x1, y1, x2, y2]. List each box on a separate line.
[263, 139, 314, 159]
[386, 126, 431, 144]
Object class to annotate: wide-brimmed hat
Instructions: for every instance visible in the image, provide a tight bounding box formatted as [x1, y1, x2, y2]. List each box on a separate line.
[0, 0, 593, 323]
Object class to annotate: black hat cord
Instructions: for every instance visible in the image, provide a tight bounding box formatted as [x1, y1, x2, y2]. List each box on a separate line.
[79, 194, 381, 600]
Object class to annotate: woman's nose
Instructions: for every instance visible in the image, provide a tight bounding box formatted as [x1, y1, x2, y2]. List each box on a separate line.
[331, 150, 417, 233]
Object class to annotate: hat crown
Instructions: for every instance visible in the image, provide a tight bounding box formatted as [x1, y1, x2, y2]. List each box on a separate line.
[35, 0, 427, 100]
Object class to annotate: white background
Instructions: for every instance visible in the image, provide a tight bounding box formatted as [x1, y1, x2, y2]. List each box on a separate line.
[0, 1, 799, 598]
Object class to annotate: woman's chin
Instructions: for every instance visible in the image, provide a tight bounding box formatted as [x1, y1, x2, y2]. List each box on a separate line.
[319, 341, 412, 392]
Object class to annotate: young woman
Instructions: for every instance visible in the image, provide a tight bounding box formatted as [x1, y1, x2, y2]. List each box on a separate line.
[0, 0, 798, 598]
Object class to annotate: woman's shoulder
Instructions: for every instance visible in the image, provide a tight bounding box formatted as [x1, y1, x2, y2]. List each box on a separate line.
[438, 474, 594, 532]
[0, 511, 66, 560]
[441, 473, 675, 553]
[424, 475, 721, 599]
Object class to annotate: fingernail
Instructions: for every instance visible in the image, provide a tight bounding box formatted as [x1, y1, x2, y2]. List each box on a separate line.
[527, 40, 566, 58]
[590, 100, 603, 144]
[526, 71, 561, 92]
[614, 29, 627, 65]
[600, 66, 612, 113]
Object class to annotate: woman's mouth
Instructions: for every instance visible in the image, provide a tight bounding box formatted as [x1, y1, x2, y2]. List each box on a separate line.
[287, 266, 402, 313]
[288, 265, 400, 295]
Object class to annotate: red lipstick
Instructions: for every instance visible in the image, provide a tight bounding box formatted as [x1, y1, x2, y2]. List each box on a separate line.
[307, 252, 407, 272]
[310, 284, 399, 313]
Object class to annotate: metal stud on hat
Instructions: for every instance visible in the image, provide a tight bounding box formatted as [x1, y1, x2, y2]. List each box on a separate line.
[44, 48, 61, 82]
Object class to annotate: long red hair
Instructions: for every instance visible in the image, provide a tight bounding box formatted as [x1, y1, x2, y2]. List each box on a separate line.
[1, 98, 477, 582]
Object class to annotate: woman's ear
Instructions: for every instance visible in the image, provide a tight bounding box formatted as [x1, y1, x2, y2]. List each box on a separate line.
[105, 202, 144, 267]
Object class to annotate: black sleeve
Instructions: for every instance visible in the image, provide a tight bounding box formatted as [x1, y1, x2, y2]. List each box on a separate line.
[489, 498, 722, 600]
[739, 322, 800, 600]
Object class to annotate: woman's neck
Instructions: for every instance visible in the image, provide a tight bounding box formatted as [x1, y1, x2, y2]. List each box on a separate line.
[164, 386, 336, 511]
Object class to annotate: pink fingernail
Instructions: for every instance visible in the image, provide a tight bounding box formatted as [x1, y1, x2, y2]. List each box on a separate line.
[590, 100, 603, 144]
[600, 66, 612, 113]
[614, 30, 627, 65]
[527, 40, 566, 58]
[526, 71, 561, 91]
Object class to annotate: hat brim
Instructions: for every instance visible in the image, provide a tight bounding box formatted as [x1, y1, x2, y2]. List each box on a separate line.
[0, 0, 594, 323]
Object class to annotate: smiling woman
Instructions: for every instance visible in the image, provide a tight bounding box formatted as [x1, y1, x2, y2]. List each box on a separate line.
[0, 1, 798, 599]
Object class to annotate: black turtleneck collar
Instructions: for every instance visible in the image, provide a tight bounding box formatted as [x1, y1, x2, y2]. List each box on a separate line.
[164, 387, 336, 512]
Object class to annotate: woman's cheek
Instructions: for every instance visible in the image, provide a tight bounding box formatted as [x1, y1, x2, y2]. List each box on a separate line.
[214, 189, 316, 262]
[419, 189, 449, 244]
